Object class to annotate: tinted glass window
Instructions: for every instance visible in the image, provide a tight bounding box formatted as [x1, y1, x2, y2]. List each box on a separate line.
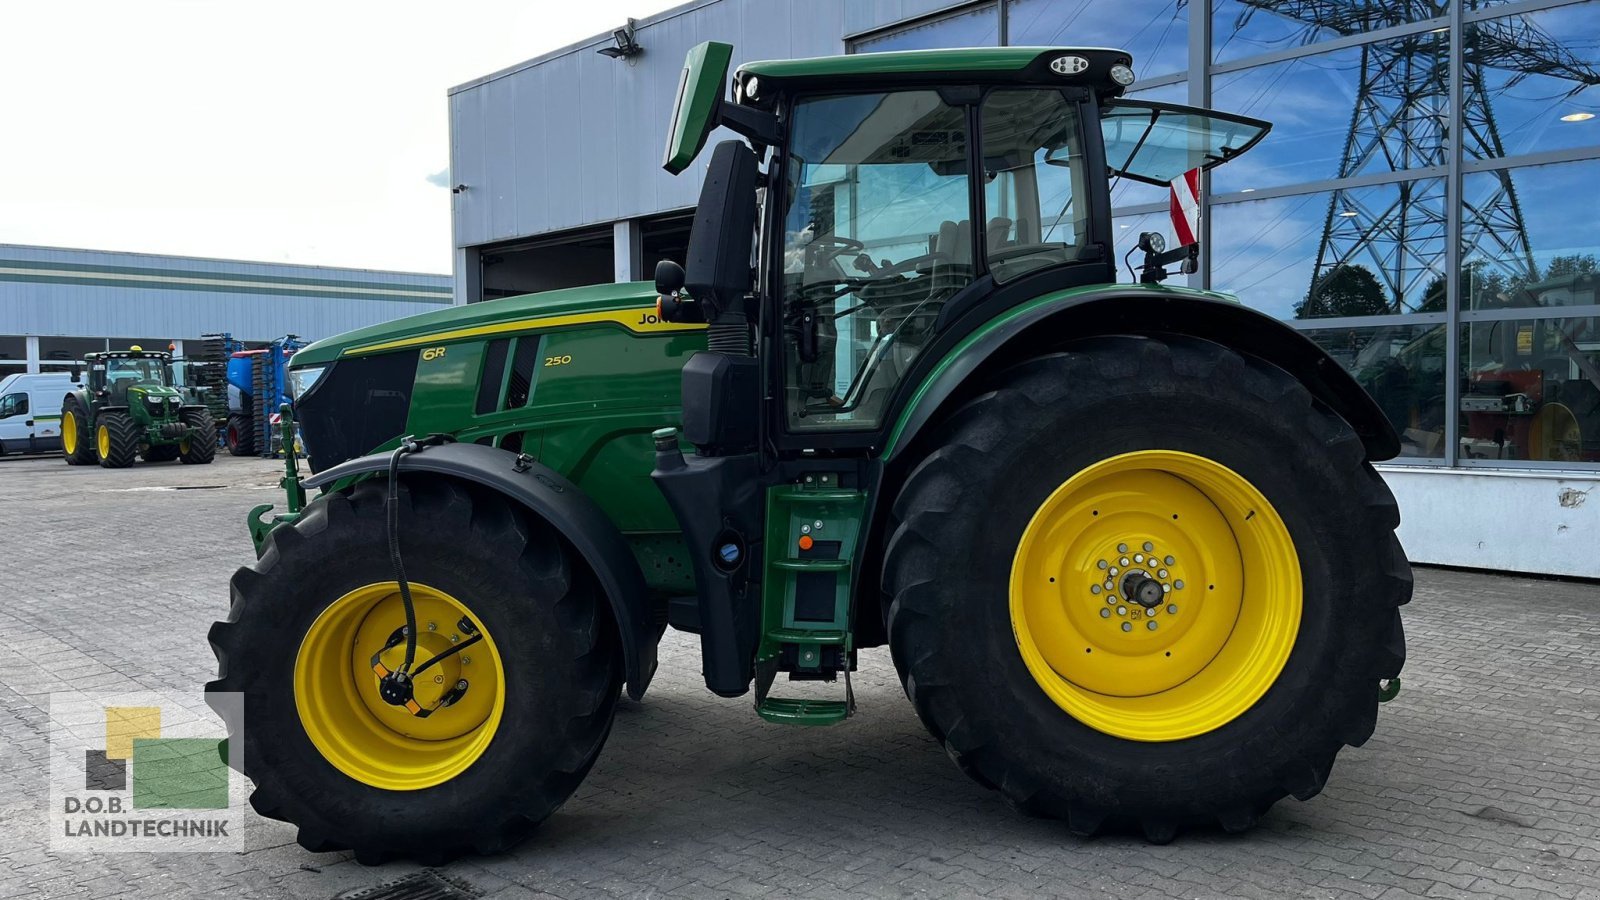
[781, 90, 973, 433]
[980, 89, 1090, 282]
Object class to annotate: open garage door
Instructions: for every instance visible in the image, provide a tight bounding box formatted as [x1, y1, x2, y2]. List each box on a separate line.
[476, 227, 614, 302]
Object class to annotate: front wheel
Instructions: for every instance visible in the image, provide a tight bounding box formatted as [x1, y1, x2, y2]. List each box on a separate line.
[95, 411, 140, 468]
[883, 336, 1409, 841]
[206, 477, 621, 862]
[179, 409, 216, 464]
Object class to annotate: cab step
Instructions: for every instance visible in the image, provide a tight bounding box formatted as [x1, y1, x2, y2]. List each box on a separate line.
[754, 474, 865, 725]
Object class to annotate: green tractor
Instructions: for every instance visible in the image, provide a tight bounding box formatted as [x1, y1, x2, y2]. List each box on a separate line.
[207, 43, 1409, 860]
[62, 347, 217, 467]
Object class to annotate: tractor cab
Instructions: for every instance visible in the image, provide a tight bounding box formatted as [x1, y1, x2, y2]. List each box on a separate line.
[86, 347, 179, 409]
[648, 44, 1279, 716]
[657, 44, 1269, 437]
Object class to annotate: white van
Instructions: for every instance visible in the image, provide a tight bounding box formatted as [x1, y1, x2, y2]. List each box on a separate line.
[0, 373, 83, 456]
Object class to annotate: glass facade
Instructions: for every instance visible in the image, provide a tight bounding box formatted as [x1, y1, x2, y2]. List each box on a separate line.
[851, 0, 1600, 468]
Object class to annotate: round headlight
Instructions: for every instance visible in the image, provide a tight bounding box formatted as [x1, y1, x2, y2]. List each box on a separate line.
[744, 76, 759, 100]
[1110, 64, 1136, 86]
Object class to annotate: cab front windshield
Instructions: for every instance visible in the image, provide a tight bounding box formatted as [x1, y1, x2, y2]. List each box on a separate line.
[781, 88, 1087, 432]
[103, 357, 169, 387]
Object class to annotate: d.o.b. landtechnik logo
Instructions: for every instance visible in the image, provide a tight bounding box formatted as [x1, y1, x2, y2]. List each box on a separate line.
[49, 692, 245, 852]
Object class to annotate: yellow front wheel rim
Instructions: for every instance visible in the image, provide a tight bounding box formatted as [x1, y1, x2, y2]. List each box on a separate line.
[96, 424, 110, 458]
[63, 411, 78, 455]
[1010, 450, 1301, 742]
[294, 582, 505, 790]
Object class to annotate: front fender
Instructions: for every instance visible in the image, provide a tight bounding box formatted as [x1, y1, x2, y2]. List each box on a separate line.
[884, 285, 1401, 462]
[303, 442, 658, 700]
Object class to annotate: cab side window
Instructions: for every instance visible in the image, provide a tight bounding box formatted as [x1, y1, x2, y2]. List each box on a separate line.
[979, 89, 1090, 283]
[0, 392, 25, 418]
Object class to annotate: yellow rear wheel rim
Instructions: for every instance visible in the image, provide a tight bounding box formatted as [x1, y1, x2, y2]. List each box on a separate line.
[1010, 450, 1301, 742]
[294, 582, 505, 790]
[96, 424, 110, 458]
[63, 411, 78, 455]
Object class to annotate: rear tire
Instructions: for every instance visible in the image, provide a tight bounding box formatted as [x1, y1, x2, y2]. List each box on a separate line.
[883, 336, 1409, 841]
[226, 414, 255, 456]
[61, 397, 96, 466]
[206, 477, 621, 862]
[179, 408, 216, 464]
[95, 412, 140, 468]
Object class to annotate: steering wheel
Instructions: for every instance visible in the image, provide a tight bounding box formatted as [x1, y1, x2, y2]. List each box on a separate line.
[804, 233, 866, 269]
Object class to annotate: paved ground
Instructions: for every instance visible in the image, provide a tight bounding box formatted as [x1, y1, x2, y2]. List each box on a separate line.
[0, 452, 1597, 900]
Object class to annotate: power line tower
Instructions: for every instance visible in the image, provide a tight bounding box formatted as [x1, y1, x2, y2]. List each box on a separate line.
[1229, 0, 1600, 316]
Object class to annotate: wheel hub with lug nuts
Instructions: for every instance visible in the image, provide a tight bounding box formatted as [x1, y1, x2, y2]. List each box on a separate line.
[1009, 450, 1303, 742]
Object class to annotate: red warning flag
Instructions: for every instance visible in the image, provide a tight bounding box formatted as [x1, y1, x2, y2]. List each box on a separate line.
[1169, 168, 1201, 246]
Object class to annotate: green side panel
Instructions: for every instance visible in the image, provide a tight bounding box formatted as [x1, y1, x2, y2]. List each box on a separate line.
[739, 46, 1049, 82]
[663, 41, 734, 175]
[758, 478, 865, 666]
[344, 299, 706, 597]
[880, 283, 1236, 459]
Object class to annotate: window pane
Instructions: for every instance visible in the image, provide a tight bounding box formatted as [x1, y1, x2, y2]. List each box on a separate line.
[1460, 315, 1600, 463]
[1210, 179, 1447, 319]
[852, 4, 999, 52]
[1470, 3, 1600, 159]
[782, 92, 973, 432]
[1306, 323, 1448, 460]
[1211, 32, 1451, 194]
[1102, 102, 1269, 185]
[1109, 82, 1190, 209]
[1212, 0, 1447, 65]
[1461, 160, 1600, 312]
[1007, 0, 1187, 77]
[981, 90, 1090, 282]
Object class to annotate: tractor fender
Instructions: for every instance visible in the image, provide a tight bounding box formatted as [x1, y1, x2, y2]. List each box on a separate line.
[303, 441, 658, 700]
[883, 285, 1402, 463]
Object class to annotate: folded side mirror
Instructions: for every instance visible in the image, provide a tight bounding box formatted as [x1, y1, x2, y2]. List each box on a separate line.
[655, 259, 686, 296]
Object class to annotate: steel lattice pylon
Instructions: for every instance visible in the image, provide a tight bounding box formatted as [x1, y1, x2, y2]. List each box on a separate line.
[1230, 0, 1600, 316]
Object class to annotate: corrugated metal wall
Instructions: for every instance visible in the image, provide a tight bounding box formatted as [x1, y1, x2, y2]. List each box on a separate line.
[449, 0, 976, 250]
[0, 243, 452, 344]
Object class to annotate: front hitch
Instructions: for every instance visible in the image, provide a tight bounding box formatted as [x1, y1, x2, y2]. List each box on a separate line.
[247, 403, 307, 557]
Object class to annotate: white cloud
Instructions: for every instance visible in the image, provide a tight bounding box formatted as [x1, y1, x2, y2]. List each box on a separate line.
[0, 0, 682, 273]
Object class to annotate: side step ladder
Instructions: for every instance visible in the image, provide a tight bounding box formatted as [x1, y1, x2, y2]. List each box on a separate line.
[754, 474, 865, 726]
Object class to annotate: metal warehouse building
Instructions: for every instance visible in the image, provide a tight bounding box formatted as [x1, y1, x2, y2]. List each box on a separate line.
[0, 243, 452, 378]
[447, 0, 1600, 577]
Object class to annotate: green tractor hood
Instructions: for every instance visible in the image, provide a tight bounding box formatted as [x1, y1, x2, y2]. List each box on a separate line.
[291, 280, 699, 368]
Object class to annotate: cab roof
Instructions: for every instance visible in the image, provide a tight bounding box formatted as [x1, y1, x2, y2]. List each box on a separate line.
[737, 46, 1133, 92]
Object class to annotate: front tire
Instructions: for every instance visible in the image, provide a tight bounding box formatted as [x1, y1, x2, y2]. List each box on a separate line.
[883, 336, 1409, 841]
[95, 412, 140, 468]
[179, 408, 216, 464]
[205, 477, 621, 862]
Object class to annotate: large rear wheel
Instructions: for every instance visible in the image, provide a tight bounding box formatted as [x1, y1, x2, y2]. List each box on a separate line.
[206, 477, 621, 862]
[883, 336, 1409, 841]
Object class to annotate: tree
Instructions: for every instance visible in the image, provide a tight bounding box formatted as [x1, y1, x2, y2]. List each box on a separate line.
[1295, 264, 1391, 319]
[1543, 254, 1598, 280]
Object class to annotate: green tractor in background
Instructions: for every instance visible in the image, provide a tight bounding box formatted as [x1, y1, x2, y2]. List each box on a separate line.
[62, 347, 217, 467]
[207, 43, 1409, 861]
